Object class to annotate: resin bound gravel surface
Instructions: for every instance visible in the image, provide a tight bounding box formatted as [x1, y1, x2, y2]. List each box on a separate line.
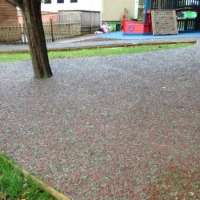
[1, 43, 200, 199]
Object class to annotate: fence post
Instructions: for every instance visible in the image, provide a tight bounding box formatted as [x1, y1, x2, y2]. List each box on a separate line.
[50, 19, 54, 42]
[184, 19, 188, 31]
[22, 23, 25, 44]
[173, 0, 176, 9]
[19, 24, 22, 44]
[195, 18, 198, 30]
[69, 23, 71, 37]
[90, 11, 93, 33]
[69, 15, 72, 37]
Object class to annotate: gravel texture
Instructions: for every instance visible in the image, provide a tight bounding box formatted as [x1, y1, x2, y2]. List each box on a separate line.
[1, 40, 200, 199]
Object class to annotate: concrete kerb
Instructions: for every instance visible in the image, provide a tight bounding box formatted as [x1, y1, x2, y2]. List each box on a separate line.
[0, 151, 70, 200]
[0, 40, 197, 54]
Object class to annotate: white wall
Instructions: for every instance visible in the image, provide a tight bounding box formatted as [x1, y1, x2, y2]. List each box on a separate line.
[134, 0, 139, 19]
[41, 0, 102, 12]
[102, 0, 134, 21]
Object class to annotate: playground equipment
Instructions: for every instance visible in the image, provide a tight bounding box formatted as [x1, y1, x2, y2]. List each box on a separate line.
[123, 0, 200, 35]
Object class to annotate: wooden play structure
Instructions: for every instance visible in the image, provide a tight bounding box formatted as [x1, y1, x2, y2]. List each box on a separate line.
[123, 0, 200, 35]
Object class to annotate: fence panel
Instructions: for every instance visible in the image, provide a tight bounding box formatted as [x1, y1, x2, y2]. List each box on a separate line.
[150, 0, 200, 9]
[0, 25, 22, 43]
[81, 11, 101, 34]
[1, 10, 101, 43]
[0, 21, 81, 44]
[177, 18, 200, 32]
[58, 11, 81, 23]
[43, 21, 81, 42]
[150, 0, 175, 9]
[58, 10, 100, 34]
[175, 0, 200, 8]
[43, 22, 54, 42]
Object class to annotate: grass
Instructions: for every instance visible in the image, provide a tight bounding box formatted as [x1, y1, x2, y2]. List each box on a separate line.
[0, 42, 194, 63]
[0, 153, 55, 200]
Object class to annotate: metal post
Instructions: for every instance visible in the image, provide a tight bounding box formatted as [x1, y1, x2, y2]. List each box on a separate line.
[143, 0, 149, 24]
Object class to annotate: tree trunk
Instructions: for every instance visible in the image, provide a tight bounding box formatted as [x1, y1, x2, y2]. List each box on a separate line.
[20, 0, 53, 79]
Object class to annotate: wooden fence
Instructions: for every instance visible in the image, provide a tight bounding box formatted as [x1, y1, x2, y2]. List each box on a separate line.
[58, 10, 101, 34]
[43, 20, 81, 42]
[0, 10, 100, 43]
[0, 20, 81, 44]
[18, 12, 58, 25]
[0, 25, 22, 43]
[18, 10, 100, 35]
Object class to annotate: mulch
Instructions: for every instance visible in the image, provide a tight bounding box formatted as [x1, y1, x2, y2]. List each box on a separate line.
[0, 41, 200, 199]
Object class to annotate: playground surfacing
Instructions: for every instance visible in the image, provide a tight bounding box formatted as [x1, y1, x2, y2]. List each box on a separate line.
[1, 40, 200, 199]
[97, 30, 200, 40]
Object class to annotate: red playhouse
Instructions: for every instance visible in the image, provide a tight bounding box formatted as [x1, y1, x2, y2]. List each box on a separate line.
[123, 0, 200, 35]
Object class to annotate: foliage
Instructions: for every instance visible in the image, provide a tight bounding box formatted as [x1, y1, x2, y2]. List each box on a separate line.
[0, 154, 55, 200]
[122, 8, 131, 20]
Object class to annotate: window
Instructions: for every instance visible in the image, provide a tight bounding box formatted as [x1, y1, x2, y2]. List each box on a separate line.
[70, 0, 77, 3]
[44, 0, 51, 4]
[57, 0, 64, 3]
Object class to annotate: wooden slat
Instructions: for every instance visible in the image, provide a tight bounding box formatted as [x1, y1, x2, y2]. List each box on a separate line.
[0, 0, 18, 25]
[58, 10, 100, 33]
[0, 25, 22, 43]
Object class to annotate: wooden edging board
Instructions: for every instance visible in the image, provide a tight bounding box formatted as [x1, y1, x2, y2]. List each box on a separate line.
[0, 40, 197, 54]
[0, 151, 70, 200]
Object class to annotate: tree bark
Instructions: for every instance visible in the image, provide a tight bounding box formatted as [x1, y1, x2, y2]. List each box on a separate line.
[10, 0, 53, 79]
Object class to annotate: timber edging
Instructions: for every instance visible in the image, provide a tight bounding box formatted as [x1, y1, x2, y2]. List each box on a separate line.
[0, 40, 197, 54]
[0, 151, 71, 200]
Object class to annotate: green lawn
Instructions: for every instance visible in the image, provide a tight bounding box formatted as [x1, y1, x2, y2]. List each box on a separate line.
[0, 42, 194, 63]
[0, 153, 55, 200]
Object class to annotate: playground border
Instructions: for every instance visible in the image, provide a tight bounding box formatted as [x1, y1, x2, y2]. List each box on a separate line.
[0, 151, 70, 200]
[0, 40, 197, 54]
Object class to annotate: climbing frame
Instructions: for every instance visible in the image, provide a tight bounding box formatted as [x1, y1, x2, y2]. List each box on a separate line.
[151, 10, 178, 35]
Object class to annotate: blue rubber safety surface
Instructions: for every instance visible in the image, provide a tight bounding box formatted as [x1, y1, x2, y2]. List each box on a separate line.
[97, 30, 200, 40]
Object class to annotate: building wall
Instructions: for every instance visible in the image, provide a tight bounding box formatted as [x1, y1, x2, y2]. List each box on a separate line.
[41, 0, 136, 24]
[41, 0, 101, 12]
[0, 0, 18, 25]
[102, 0, 135, 22]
